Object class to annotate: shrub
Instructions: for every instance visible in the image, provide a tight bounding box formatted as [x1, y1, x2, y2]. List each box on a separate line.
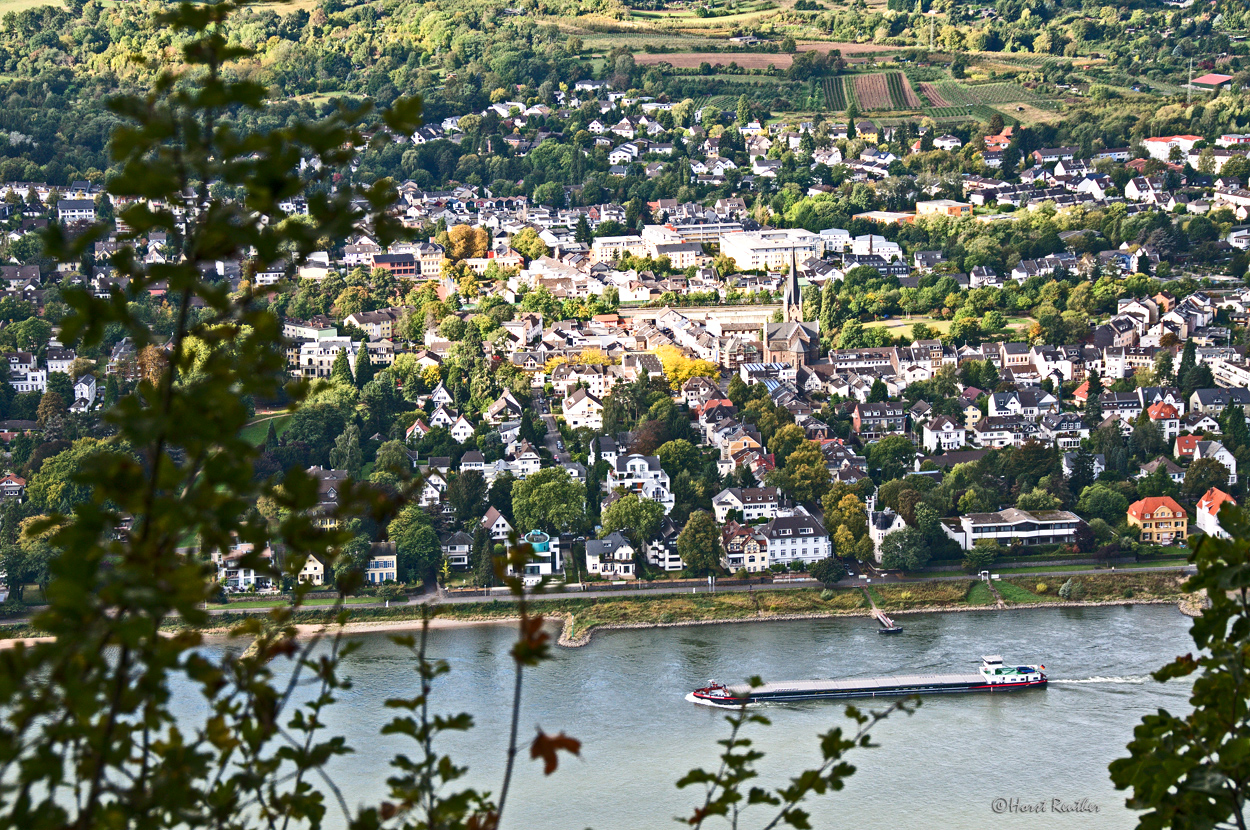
[820, 589, 834, 601]
[1036, 583, 1048, 594]
[1058, 578, 1074, 599]
[1123, 588, 1135, 599]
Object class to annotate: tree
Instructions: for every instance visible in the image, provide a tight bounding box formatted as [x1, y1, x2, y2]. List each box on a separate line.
[1077, 483, 1129, 525]
[374, 439, 409, 474]
[26, 438, 109, 513]
[878, 527, 931, 572]
[654, 345, 718, 391]
[447, 470, 488, 526]
[446, 224, 489, 261]
[727, 374, 749, 408]
[510, 227, 550, 261]
[810, 556, 847, 585]
[867, 378, 889, 403]
[1130, 412, 1165, 460]
[773, 440, 831, 504]
[767, 423, 806, 464]
[1183, 457, 1231, 502]
[35, 389, 65, 431]
[353, 344, 374, 388]
[600, 492, 665, 551]
[330, 347, 355, 387]
[1016, 487, 1060, 512]
[677, 510, 720, 576]
[1069, 447, 1096, 494]
[1111, 503, 1250, 828]
[833, 525, 856, 558]
[329, 422, 363, 479]
[394, 521, 441, 584]
[512, 467, 585, 534]
[1084, 369, 1103, 425]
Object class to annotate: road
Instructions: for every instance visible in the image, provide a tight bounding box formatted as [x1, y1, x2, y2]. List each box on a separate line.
[534, 392, 569, 462]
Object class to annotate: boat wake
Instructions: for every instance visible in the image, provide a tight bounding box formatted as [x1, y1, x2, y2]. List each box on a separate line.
[1050, 675, 1151, 685]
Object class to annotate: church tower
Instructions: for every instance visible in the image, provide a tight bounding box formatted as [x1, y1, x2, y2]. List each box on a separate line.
[783, 246, 803, 323]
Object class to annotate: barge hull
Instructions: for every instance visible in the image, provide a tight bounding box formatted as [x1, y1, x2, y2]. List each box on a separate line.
[701, 672, 1047, 705]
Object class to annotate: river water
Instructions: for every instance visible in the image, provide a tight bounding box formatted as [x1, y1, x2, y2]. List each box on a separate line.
[195, 604, 1196, 829]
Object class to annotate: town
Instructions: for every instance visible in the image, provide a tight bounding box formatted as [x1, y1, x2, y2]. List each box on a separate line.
[0, 114, 1248, 601]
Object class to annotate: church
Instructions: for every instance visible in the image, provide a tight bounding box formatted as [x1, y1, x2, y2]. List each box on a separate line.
[762, 248, 821, 367]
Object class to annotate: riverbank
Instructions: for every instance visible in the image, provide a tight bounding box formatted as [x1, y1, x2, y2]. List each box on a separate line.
[0, 571, 1198, 646]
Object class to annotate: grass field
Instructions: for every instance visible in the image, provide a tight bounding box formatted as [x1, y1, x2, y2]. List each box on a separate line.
[0, 0, 62, 10]
[861, 315, 1034, 337]
[221, 595, 379, 609]
[240, 414, 291, 447]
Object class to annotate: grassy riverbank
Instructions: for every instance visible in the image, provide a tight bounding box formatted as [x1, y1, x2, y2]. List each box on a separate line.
[0, 572, 1193, 646]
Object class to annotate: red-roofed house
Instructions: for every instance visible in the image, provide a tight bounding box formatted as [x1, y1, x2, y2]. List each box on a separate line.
[0, 474, 24, 500]
[1175, 434, 1200, 460]
[1147, 402, 1180, 440]
[406, 418, 431, 442]
[1127, 496, 1188, 545]
[1196, 488, 1236, 539]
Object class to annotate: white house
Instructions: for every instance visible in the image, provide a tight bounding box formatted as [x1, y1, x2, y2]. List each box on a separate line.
[585, 531, 635, 578]
[606, 454, 675, 514]
[1196, 487, 1235, 539]
[868, 509, 907, 562]
[440, 530, 472, 569]
[450, 415, 476, 444]
[922, 416, 966, 452]
[759, 507, 830, 566]
[1194, 440, 1238, 485]
[711, 486, 782, 523]
[941, 508, 1084, 550]
[562, 387, 604, 430]
[481, 506, 514, 541]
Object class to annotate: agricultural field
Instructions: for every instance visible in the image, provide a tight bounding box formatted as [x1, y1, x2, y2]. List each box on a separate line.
[885, 72, 923, 109]
[633, 40, 902, 69]
[822, 77, 847, 110]
[852, 73, 893, 110]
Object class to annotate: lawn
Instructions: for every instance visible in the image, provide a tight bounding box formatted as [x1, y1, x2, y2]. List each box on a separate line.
[240, 414, 291, 447]
[861, 314, 1034, 338]
[0, 0, 62, 10]
[966, 581, 995, 605]
[996, 580, 1055, 604]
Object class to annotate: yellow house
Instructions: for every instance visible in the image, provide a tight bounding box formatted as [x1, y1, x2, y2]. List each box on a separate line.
[1127, 496, 1188, 545]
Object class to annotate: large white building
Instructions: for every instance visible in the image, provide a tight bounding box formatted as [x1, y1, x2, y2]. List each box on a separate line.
[941, 509, 1084, 550]
[606, 454, 675, 513]
[759, 507, 830, 566]
[718, 229, 822, 271]
[1196, 488, 1235, 539]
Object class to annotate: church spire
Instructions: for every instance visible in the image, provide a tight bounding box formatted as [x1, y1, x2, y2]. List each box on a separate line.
[784, 246, 802, 322]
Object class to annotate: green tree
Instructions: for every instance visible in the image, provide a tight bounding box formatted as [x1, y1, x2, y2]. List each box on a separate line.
[879, 527, 931, 572]
[330, 347, 355, 386]
[600, 492, 665, 552]
[512, 467, 585, 534]
[1183, 457, 1231, 502]
[1077, 483, 1130, 525]
[810, 556, 847, 584]
[770, 440, 831, 504]
[329, 422, 363, 479]
[353, 343, 374, 388]
[677, 509, 721, 576]
[1084, 368, 1103, 425]
[511, 227, 551, 261]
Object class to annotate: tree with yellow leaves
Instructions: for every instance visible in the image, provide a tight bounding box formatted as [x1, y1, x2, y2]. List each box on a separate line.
[446, 225, 489, 262]
[653, 345, 718, 391]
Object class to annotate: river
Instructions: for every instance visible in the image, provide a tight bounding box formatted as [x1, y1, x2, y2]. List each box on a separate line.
[194, 604, 1196, 829]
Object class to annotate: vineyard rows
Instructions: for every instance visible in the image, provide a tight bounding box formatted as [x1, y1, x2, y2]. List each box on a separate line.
[822, 77, 846, 110]
[918, 82, 949, 107]
[885, 72, 923, 109]
[968, 82, 1042, 104]
[934, 82, 980, 106]
[853, 73, 892, 110]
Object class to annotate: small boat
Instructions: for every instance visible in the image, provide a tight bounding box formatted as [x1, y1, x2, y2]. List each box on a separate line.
[876, 612, 902, 634]
[688, 655, 1047, 706]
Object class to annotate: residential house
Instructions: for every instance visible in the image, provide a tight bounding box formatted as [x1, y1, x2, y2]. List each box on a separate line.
[721, 521, 769, 573]
[759, 508, 830, 566]
[481, 506, 514, 541]
[1127, 496, 1188, 545]
[852, 402, 907, 441]
[1138, 456, 1185, 484]
[868, 508, 907, 562]
[712, 486, 782, 523]
[922, 416, 966, 453]
[440, 531, 473, 569]
[1196, 488, 1236, 539]
[562, 387, 604, 430]
[1194, 440, 1238, 485]
[585, 531, 636, 579]
[941, 508, 1084, 550]
[606, 454, 675, 513]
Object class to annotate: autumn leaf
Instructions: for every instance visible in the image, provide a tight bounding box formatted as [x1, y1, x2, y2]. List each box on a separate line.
[530, 729, 581, 775]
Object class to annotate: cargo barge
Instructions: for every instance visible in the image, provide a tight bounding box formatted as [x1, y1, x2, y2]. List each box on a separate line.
[688, 656, 1046, 706]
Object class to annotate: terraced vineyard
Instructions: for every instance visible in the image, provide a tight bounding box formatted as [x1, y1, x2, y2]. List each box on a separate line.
[918, 82, 949, 107]
[852, 73, 892, 110]
[886, 72, 923, 108]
